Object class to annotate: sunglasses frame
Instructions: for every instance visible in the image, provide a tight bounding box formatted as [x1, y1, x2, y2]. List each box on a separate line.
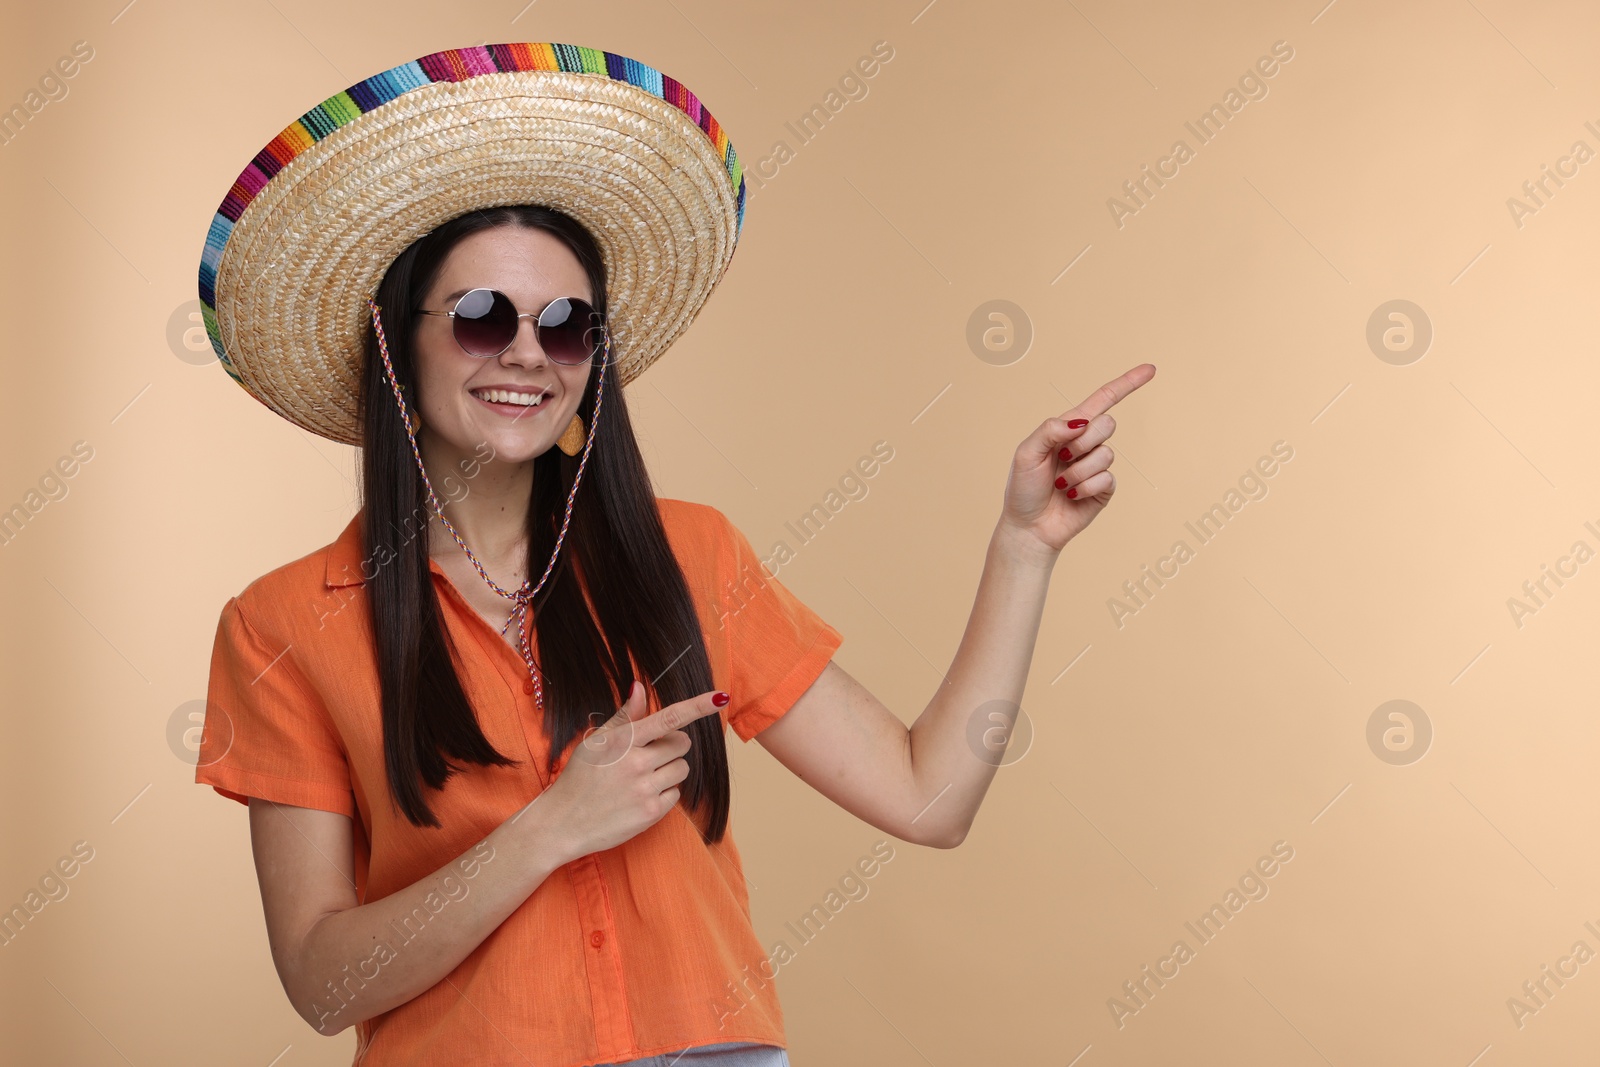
[416, 287, 611, 364]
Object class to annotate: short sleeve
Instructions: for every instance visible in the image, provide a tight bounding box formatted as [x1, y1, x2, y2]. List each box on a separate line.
[717, 513, 843, 741]
[195, 595, 356, 817]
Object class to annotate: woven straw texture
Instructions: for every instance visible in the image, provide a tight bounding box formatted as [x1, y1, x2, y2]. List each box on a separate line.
[198, 43, 747, 446]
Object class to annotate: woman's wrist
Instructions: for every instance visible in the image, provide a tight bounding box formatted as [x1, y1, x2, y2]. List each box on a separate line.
[497, 793, 578, 888]
[991, 516, 1061, 572]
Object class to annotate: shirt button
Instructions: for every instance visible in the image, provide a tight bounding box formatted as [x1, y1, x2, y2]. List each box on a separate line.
[522, 679, 535, 695]
[590, 930, 604, 948]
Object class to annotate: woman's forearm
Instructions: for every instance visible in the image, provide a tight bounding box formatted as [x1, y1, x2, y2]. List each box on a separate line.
[287, 797, 572, 1035]
[906, 519, 1056, 846]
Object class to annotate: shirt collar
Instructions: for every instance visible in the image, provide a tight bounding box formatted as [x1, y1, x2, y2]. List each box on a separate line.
[324, 511, 367, 589]
[324, 510, 450, 588]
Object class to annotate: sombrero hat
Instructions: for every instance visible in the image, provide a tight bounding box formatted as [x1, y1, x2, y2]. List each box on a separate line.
[197, 42, 747, 446]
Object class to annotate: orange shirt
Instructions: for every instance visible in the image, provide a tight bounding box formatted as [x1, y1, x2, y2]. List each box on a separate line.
[196, 498, 843, 1066]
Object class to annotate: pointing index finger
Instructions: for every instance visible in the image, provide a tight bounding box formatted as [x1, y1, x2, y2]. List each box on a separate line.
[1062, 363, 1157, 423]
[629, 690, 726, 745]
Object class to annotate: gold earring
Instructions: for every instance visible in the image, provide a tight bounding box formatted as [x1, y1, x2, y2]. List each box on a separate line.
[556, 412, 586, 456]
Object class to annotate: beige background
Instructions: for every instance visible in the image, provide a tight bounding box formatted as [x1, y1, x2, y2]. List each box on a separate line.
[2, 0, 1597, 1063]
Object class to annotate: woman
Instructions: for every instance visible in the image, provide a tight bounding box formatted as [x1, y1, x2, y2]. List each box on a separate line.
[195, 42, 1153, 1067]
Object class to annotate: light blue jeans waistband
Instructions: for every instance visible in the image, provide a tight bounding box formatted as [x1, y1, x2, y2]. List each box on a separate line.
[588, 1041, 790, 1067]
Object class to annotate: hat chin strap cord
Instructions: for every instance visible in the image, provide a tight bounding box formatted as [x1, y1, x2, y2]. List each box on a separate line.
[367, 295, 608, 713]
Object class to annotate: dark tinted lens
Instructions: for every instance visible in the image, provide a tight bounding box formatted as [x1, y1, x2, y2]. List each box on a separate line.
[452, 288, 517, 356]
[537, 298, 606, 365]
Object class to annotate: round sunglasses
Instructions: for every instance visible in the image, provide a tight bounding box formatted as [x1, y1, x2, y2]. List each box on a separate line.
[416, 288, 611, 364]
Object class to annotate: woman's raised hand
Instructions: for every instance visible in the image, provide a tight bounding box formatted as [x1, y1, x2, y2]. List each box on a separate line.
[533, 680, 727, 861]
[1000, 362, 1157, 558]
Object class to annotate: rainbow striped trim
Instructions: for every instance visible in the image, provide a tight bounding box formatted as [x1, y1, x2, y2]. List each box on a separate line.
[199, 42, 746, 368]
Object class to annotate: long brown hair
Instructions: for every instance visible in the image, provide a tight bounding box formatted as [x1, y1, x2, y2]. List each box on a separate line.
[356, 205, 730, 841]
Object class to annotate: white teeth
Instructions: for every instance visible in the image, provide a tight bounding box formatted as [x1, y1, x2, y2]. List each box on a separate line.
[473, 388, 545, 407]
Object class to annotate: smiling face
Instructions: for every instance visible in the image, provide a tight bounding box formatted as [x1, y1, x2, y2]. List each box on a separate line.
[412, 224, 598, 470]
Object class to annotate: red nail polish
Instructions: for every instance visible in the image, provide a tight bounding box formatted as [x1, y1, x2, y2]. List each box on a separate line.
[712, 692, 730, 707]
[1068, 419, 1088, 429]
[1059, 447, 1072, 461]
[1066, 487, 1078, 498]
[1055, 476, 1068, 490]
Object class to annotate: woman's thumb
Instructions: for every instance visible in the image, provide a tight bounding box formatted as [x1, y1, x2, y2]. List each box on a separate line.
[575, 680, 645, 769]
[610, 679, 647, 723]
